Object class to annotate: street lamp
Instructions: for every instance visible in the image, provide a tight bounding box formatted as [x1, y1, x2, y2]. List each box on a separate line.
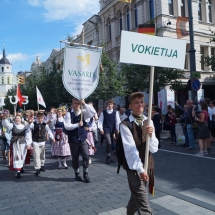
[188, 0, 197, 103]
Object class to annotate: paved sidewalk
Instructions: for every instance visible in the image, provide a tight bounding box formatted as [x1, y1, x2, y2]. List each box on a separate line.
[0, 133, 215, 215]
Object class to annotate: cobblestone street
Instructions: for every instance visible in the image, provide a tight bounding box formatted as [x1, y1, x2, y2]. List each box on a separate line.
[0, 124, 215, 215]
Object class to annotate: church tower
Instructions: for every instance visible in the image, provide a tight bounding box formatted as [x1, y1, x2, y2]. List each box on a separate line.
[0, 48, 15, 98]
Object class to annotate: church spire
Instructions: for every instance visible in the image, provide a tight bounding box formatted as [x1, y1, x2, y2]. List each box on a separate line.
[0, 45, 10, 65]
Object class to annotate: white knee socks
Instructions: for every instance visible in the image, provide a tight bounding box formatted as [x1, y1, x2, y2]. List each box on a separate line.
[63, 157, 67, 167]
[58, 158, 62, 168]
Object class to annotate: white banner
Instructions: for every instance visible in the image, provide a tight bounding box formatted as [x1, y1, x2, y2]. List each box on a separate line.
[120, 31, 186, 69]
[63, 44, 102, 100]
[166, 89, 175, 108]
[36, 86, 46, 108]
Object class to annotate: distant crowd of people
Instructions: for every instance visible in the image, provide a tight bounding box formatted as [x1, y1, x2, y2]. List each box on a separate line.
[164, 98, 215, 156]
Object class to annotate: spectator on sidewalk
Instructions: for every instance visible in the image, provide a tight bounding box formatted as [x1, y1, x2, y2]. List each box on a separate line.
[169, 108, 176, 146]
[185, 100, 196, 150]
[163, 105, 172, 139]
[210, 100, 215, 144]
[175, 101, 189, 147]
[193, 102, 210, 156]
[205, 98, 212, 151]
[152, 107, 161, 148]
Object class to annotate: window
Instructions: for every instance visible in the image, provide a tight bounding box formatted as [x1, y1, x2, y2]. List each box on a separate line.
[119, 12, 123, 34]
[198, 0, 202, 21]
[200, 47, 204, 70]
[208, 0, 212, 23]
[181, 0, 186, 17]
[87, 40, 93, 45]
[126, 8, 130, 31]
[7, 77, 10, 84]
[1, 67, 4, 73]
[2, 77, 4, 84]
[108, 20, 112, 41]
[149, 0, 154, 19]
[168, 0, 174, 15]
[134, 4, 138, 28]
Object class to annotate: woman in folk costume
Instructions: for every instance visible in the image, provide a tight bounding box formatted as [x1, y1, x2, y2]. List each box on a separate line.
[2, 114, 32, 179]
[51, 108, 71, 169]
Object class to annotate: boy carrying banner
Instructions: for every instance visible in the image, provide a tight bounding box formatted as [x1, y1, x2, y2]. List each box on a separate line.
[64, 98, 96, 183]
[119, 92, 158, 215]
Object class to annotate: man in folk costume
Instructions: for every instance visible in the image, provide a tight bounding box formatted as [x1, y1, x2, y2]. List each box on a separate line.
[98, 99, 121, 164]
[64, 98, 96, 183]
[2, 114, 32, 179]
[120, 92, 158, 215]
[27, 112, 55, 176]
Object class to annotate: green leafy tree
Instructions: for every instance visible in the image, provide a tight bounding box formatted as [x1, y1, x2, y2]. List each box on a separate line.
[88, 51, 129, 101]
[121, 64, 185, 93]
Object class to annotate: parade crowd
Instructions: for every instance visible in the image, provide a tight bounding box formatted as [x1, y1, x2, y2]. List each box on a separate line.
[0, 92, 159, 215]
[1, 93, 215, 214]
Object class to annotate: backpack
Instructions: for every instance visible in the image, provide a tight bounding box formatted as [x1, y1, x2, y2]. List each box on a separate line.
[116, 118, 133, 174]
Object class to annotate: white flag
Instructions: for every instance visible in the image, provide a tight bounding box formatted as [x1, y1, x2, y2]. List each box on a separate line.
[36, 86, 46, 108]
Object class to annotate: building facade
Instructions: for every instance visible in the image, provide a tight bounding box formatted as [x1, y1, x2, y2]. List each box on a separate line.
[75, 0, 215, 103]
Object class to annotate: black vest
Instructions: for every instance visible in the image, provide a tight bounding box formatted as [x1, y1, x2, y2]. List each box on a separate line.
[122, 121, 154, 171]
[103, 110, 116, 134]
[11, 125, 26, 144]
[67, 111, 87, 143]
[32, 122, 46, 142]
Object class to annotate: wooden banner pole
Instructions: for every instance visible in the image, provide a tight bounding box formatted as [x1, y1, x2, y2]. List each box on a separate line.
[144, 66, 155, 173]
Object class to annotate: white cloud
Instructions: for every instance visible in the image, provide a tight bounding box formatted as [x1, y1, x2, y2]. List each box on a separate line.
[2, 53, 29, 63]
[28, 0, 99, 36]
[27, 0, 41, 7]
[42, 0, 99, 22]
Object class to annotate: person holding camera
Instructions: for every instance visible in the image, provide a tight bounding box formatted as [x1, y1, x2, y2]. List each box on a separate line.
[192, 102, 210, 156]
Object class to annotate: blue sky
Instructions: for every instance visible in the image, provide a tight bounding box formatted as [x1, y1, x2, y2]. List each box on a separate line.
[0, 0, 99, 74]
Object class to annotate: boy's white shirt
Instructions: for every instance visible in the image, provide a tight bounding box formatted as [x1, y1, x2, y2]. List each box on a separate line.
[64, 103, 96, 131]
[98, 109, 121, 132]
[120, 114, 158, 175]
[2, 119, 32, 145]
[26, 121, 54, 146]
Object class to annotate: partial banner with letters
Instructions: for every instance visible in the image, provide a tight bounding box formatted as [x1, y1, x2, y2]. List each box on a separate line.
[63, 44, 102, 100]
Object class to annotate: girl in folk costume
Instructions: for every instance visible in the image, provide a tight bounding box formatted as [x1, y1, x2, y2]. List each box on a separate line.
[85, 118, 97, 164]
[51, 108, 71, 169]
[2, 114, 32, 179]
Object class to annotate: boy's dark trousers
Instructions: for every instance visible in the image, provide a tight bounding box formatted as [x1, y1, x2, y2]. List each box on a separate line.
[126, 170, 152, 215]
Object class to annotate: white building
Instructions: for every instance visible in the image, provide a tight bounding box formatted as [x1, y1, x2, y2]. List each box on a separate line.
[0, 48, 17, 98]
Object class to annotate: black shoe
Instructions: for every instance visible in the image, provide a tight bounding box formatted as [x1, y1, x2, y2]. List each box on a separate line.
[83, 173, 90, 183]
[20, 168, 25, 173]
[106, 156, 110, 164]
[40, 167, 45, 172]
[35, 169, 40, 176]
[63, 165, 68, 169]
[75, 173, 83, 181]
[16, 172, 21, 179]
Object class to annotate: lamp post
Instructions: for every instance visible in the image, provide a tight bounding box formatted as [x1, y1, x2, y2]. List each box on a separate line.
[188, 0, 197, 102]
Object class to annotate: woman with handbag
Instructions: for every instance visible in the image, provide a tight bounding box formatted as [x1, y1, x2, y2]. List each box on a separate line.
[51, 108, 71, 169]
[192, 102, 210, 156]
